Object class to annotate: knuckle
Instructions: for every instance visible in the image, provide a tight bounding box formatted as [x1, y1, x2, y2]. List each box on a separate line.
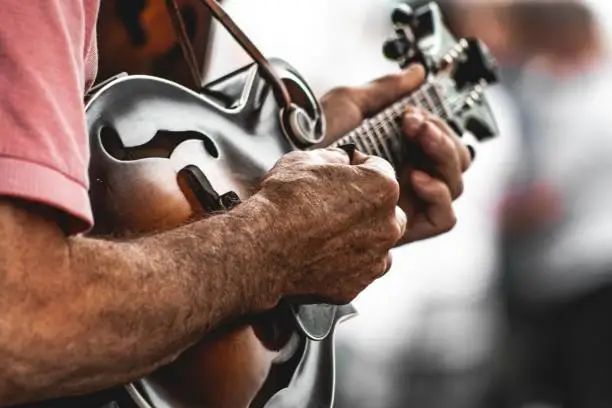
[373, 72, 404, 88]
[361, 156, 398, 180]
[309, 163, 342, 183]
[424, 119, 443, 137]
[280, 150, 310, 164]
[428, 114, 446, 128]
[328, 86, 360, 103]
[433, 129, 456, 157]
[443, 211, 458, 232]
[376, 256, 390, 277]
[387, 176, 401, 200]
[319, 148, 352, 164]
[386, 216, 404, 242]
[428, 118, 455, 145]
[372, 171, 400, 203]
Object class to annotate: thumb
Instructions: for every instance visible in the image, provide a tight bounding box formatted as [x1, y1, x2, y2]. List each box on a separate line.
[355, 64, 426, 117]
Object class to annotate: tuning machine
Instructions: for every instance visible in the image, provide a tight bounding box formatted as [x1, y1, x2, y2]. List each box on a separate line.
[436, 39, 470, 71]
[391, 3, 417, 27]
[382, 3, 430, 69]
[453, 82, 496, 140]
[382, 2, 501, 142]
[450, 38, 498, 90]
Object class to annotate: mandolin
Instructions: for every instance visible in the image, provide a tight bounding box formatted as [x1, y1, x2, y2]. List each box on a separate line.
[84, 2, 500, 407]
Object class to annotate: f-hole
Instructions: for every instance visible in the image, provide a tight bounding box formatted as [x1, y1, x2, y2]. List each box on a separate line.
[100, 126, 220, 161]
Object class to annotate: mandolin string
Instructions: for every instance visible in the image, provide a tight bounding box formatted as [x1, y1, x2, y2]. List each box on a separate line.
[352, 85, 449, 138]
[363, 85, 464, 135]
[331, 80, 468, 165]
[362, 95, 464, 140]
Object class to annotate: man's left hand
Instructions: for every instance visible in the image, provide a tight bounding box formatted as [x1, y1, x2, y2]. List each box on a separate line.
[319, 64, 472, 245]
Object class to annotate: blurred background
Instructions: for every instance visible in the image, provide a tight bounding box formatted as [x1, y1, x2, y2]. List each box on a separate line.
[97, 0, 612, 407]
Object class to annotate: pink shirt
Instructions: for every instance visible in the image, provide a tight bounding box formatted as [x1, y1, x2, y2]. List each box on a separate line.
[0, 0, 100, 233]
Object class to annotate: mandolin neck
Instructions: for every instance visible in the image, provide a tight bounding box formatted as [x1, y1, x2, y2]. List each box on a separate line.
[330, 80, 451, 167]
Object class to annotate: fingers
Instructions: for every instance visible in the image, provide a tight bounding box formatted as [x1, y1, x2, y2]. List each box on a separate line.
[404, 108, 472, 172]
[409, 170, 456, 239]
[279, 148, 352, 167]
[354, 64, 427, 117]
[338, 151, 406, 248]
[353, 151, 397, 180]
[402, 108, 469, 199]
[427, 115, 472, 172]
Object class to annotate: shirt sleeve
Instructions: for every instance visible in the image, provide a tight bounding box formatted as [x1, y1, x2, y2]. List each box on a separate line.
[0, 1, 99, 233]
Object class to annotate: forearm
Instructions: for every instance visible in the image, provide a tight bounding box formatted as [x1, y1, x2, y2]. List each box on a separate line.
[0, 195, 283, 406]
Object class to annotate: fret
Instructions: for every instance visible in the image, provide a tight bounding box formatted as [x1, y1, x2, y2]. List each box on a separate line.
[375, 110, 398, 165]
[419, 89, 431, 111]
[410, 93, 423, 110]
[407, 90, 423, 110]
[386, 111, 403, 165]
[342, 130, 367, 154]
[335, 133, 350, 146]
[350, 128, 368, 153]
[390, 102, 405, 125]
[422, 87, 437, 115]
[415, 88, 431, 111]
[398, 83, 439, 116]
[335, 132, 352, 149]
[426, 85, 451, 119]
[363, 120, 383, 157]
[340, 133, 352, 147]
[348, 126, 372, 156]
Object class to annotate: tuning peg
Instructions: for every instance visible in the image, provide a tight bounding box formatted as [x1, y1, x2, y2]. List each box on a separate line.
[452, 38, 499, 90]
[382, 36, 412, 61]
[465, 117, 495, 141]
[446, 118, 465, 137]
[437, 39, 470, 71]
[391, 3, 416, 26]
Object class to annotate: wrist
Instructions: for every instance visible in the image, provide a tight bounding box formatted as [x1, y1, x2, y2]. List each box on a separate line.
[217, 194, 288, 313]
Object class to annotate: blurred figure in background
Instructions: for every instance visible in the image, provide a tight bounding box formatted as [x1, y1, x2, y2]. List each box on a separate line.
[489, 1, 612, 407]
[426, 1, 612, 407]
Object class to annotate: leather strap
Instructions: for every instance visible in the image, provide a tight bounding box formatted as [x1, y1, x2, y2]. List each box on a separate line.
[165, 0, 202, 89]
[166, 0, 293, 109]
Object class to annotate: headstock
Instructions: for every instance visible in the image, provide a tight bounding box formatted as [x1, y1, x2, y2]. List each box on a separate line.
[383, 2, 500, 141]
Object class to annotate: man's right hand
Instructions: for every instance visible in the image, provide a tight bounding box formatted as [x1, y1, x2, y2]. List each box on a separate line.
[255, 148, 406, 305]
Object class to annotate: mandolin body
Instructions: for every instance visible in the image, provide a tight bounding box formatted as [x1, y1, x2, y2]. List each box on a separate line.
[85, 59, 355, 408]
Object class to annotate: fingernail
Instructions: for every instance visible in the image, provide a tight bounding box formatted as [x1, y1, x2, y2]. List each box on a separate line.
[337, 143, 357, 161]
[395, 206, 407, 236]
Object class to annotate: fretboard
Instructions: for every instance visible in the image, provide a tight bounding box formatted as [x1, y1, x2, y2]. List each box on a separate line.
[330, 81, 450, 168]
